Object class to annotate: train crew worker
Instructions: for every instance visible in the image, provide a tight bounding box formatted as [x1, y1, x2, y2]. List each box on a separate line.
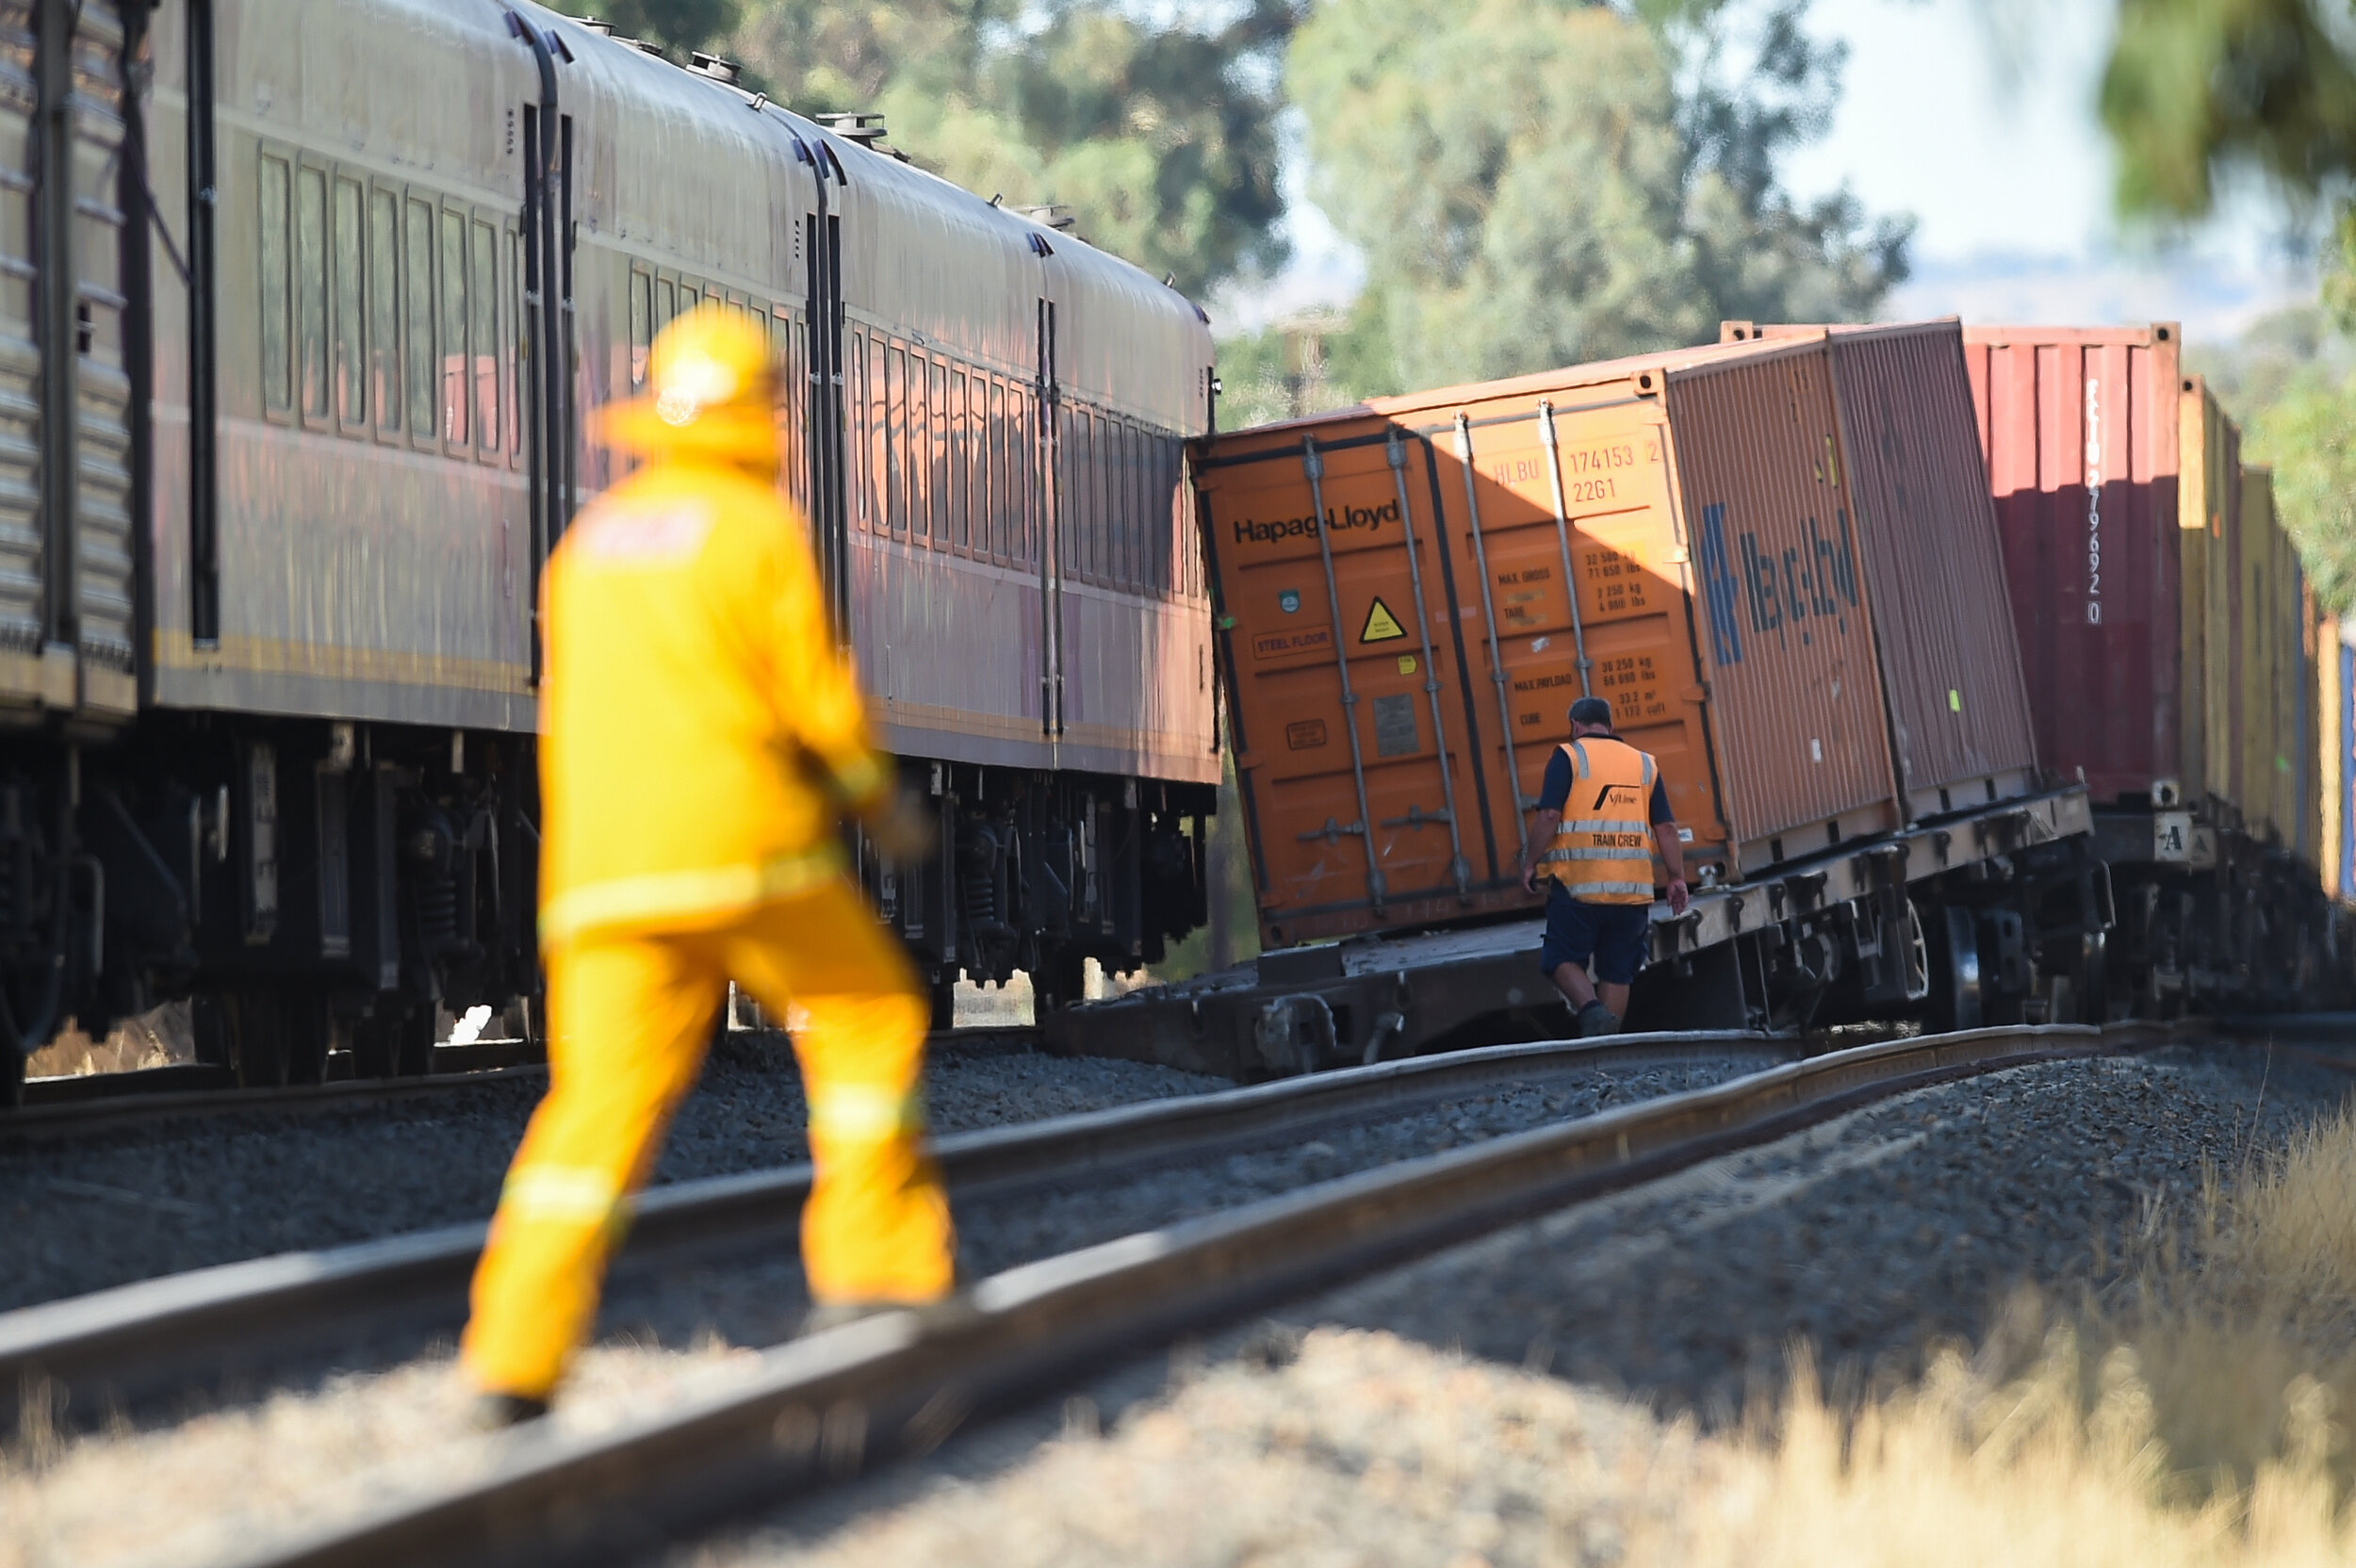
[461, 304, 951, 1426]
[1520, 696, 1690, 1036]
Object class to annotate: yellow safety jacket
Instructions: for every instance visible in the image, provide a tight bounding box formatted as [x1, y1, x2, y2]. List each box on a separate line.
[537, 458, 887, 947]
[1538, 737, 1659, 906]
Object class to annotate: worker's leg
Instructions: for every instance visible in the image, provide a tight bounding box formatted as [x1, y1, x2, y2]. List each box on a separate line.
[1549, 960, 1599, 1009]
[726, 880, 953, 1305]
[463, 931, 725, 1398]
[1592, 906, 1649, 1027]
[1540, 885, 1601, 1010]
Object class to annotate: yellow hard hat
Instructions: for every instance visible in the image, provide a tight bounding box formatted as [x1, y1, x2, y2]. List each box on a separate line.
[594, 302, 778, 467]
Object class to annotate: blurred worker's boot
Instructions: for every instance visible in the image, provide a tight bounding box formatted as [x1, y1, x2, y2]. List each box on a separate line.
[1577, 1001, 1620, 1037]
[468, 1390, 551, 1430]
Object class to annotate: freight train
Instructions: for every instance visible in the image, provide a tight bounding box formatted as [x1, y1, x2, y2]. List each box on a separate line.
[1052, 317, 2351, 1080]
[0, 0, 1221, 1102]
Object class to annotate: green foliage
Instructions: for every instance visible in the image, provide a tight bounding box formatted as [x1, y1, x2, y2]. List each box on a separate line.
[1283, 0, 1907, 397]
[713, 0, 1295, 298]
[2252, 377, 2356, 613]
[2102, 0, 2356, 220]
[552, 0, 739, 54]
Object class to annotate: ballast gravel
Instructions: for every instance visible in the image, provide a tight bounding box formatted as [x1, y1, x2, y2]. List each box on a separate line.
[0, 1031, 1226, 1311]
[667, 1045, 2350, 1568]
[0, 1055, 1760, 1568]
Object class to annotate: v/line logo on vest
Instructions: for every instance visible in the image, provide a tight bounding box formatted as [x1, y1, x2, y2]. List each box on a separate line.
[1231, 498, 1399, 547]
[1690, 501, 1862, 668]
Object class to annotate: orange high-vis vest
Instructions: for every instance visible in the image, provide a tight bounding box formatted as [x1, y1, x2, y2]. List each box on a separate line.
[1538, 737, 1659, 905]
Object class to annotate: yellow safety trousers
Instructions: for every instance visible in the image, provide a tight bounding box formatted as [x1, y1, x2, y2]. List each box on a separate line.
[461, 876, 954, 1401]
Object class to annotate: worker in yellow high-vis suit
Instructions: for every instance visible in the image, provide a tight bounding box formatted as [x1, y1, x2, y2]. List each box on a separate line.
[461, 304, 953, 1425]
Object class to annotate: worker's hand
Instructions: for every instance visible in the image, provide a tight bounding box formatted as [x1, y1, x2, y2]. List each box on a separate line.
[862, 789, 939, 863]
[1665, 877, 1690, 916]
[1521, 862, 1539, 894]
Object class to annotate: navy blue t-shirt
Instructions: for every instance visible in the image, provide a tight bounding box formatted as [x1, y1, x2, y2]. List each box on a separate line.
[1538, 740, 1674, 824]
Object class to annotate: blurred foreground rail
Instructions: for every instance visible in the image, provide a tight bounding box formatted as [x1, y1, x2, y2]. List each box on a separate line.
[4, 1027, 1037, 1139]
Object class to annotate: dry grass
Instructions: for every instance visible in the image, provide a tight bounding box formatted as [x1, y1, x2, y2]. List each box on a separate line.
[1667, 1099, 2356, 1566]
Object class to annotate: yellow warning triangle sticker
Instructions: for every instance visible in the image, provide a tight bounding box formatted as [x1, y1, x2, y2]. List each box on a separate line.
[1361, 596, 1408, 644]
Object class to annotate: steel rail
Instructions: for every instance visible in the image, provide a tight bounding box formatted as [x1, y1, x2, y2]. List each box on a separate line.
[1, 1029, 1785, 1411]
[5, 1028, 1039, 1136]
[216, 1021, 2191, 1568]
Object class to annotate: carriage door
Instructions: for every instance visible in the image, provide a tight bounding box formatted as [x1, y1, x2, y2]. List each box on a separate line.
[515, 22, 574, 672]
[1035, 294, 1064, 740]
[800, 136, 849, 637]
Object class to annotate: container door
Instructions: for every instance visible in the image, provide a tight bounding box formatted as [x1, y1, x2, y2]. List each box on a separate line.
[1199, 423, 1509, 946]
[1427, 396, 1727, 881]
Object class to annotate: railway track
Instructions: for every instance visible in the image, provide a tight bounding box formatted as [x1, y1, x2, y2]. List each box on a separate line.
[6, 1020, 2200, 1568]
[0, 1027, 1775, 1411]
[4, 1026, 1039, 1139]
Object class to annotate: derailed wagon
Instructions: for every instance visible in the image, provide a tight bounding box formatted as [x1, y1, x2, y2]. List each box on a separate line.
[1723, 319, 2351, 1014]
[1052, 321, 2105, 1079]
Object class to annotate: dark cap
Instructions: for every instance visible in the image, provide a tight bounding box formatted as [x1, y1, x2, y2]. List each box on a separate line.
[1568, 696, 1614, 729]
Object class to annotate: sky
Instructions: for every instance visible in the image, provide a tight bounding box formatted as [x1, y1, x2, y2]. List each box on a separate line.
[1216, 0, 2322, 351]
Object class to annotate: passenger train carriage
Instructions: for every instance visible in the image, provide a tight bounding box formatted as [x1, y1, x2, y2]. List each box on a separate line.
[0, 0, 1220, 1099]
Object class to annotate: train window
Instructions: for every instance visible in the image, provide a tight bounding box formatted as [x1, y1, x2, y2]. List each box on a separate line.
[630, 271, 651, 391]
[951, 370, 972, 554]
[505, 228, 522, 462]
[905, 351, 925, 542]
[986, 379, 1006, 561]
[440, 209, 467, 444]
[927, 358, 947, 547]
[854, 331, 877, 533]
[657, 276, 676, 330]
[472, 220, 499, 453]
[403, 197, 434, 439]
[296, 165, 328, 420]
[1121, 421, 1140, 589]
[886, 345, 908, 535]
[332, 177, 364, 426]
[1090, 412, 1110, 583]
[258, 154, 292, 413]
[367, 188, 399, 433]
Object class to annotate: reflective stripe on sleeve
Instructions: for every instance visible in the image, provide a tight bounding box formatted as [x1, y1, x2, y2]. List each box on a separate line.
[540, 844, 847, 946]
[809, 1085, 923, 1142]
[500, 1166, 628, 1224]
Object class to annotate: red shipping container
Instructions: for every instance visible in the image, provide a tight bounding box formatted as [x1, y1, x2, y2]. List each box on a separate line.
[1961, 324, 2186, 807]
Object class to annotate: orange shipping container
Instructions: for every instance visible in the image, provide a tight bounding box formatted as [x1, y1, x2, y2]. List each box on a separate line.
[1202, 333, 2004, 949]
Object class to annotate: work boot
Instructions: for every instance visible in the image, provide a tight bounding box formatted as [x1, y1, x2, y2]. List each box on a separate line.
[467, 1390, 551, 1429]
[1577, 1001, 1620, 1037]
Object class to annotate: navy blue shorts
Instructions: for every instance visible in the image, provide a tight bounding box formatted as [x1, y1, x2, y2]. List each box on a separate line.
[1539, 887, 1651, 986]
